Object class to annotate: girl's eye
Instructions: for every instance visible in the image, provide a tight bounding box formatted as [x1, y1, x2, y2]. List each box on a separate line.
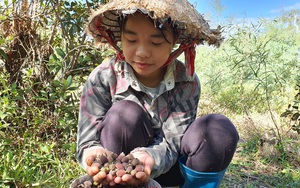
[124, 35, 136, 43]
[127, 39, 136, 43]
[152, 42, 163, 46]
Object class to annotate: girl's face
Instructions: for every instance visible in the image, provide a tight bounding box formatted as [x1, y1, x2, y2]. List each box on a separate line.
[121, 12, 175, 87]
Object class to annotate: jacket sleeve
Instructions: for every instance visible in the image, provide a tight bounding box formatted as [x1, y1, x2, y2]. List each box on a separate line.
[76, 61, 114, 168]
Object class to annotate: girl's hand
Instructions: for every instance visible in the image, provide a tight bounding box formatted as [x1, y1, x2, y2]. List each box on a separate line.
[83, 146, 114, 185]
[114, 151, 155, 186]
[83, 148, 155, 187]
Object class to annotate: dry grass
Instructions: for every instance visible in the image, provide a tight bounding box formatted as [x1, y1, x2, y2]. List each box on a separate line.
[196, 96, 300, 187]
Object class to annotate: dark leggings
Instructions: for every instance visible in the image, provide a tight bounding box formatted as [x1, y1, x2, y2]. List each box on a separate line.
[97, 100, 239, 186]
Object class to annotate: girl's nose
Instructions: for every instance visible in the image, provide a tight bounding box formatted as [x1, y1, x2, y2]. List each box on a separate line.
[135, 43, 151, 58]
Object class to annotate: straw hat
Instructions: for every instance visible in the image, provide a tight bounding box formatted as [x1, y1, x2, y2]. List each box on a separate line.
[86, 0, 222, 47]
[85, 0, 223, 77]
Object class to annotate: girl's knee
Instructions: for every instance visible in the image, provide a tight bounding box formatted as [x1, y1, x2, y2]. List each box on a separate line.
[197, 114, 239, 140]
[181, 114, 239, 171]
[98, 100, 153, 154]
[105, 100, 148, 126]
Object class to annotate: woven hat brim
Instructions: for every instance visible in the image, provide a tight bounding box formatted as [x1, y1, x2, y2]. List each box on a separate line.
[86, 0, 223, 46]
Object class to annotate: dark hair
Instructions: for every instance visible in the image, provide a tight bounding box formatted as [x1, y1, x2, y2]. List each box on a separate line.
[155, 18, 179, 44]
[119, 12, 179, 44]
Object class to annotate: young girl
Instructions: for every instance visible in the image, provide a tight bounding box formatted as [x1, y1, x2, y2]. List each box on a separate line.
[76, 0, 239, 187]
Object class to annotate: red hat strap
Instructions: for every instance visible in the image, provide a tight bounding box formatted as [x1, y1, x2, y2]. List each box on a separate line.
[163, 40, 197, 77]
[94, 17, 121, 52]
[94, 18, 126, 63]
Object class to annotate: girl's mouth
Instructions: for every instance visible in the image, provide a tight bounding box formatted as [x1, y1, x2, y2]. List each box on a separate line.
[135, 62, 151, 69]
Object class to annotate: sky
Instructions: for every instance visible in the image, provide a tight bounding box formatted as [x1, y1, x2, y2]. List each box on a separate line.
[189, 0, 300, 24]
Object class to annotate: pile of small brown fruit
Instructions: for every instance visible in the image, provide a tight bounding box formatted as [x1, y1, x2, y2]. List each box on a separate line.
[73, 152, 146, 188]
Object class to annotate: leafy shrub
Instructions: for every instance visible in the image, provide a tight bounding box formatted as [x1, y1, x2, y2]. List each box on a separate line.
[196, 18, 299, 115]
[281, 76, 300, 133]
[0, 0, 106, 186]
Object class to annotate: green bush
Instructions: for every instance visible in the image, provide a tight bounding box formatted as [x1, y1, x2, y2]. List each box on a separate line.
[196, 19, 299, 115]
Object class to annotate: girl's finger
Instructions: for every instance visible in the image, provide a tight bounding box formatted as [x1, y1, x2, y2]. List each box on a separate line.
[121, 174, 132, 182]
[135, 171, 146, 179]
[86, 166, 99, 176]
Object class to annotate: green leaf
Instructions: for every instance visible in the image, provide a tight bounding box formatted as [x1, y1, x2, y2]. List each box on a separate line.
[49, 53, 58, 63]
[68, 86, 78, 91]
[52, 80, 62, 87]
[0, 49, 8, 60]
[34, 96, 48, 101]
[55, 48, 66, 59]
[0, 37, 6, 45]
[67, 75, 72, 87]
[40, 90, 48, 97]
[62, 79, 68, 88]
[1, 79, 8, 92]
[0, 130, 5, 138]
[6, 152, 13, 163]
